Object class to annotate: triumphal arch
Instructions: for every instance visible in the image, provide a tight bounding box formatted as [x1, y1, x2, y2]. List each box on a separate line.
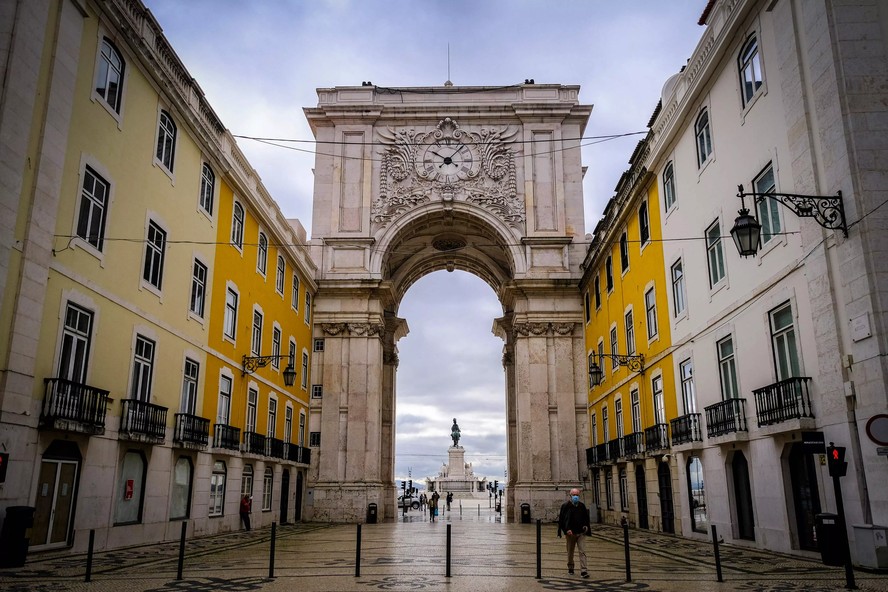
[303, 84, 593, 522]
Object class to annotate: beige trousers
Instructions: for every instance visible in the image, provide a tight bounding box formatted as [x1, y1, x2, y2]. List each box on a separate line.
[565, 533, 587, 572]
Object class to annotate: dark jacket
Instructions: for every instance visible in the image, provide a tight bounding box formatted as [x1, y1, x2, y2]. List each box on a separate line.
[557, 500, 591, 536]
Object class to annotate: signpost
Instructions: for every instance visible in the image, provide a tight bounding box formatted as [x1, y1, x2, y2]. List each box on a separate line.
[826, 442, 856, 590]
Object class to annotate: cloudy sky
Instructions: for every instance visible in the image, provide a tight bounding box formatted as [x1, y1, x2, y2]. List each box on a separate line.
[142, 0, 706, 486]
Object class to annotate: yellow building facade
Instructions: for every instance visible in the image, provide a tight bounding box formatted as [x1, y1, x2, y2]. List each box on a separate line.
[580, 137, 678, 533]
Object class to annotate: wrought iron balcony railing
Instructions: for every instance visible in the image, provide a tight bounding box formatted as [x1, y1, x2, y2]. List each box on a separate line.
[120, 399, 168, 441]
[41, 378, 110, 432]
[670, 413, 704, 445]
[753, 377, 814, 427]
[243, 431, 267, 455]
[174, 413, 210, 446]
[287, 444, 311, 464]
[608, 438, 625, 460]
[595, 442, 609, 464]
[623, 432, 644, 457]
[585, 446, 596, 466]
[705, 398, 748, 438]
[644, 423, 670, 452]
[213, 423, 240, 450]
[266, 437, 285, 459]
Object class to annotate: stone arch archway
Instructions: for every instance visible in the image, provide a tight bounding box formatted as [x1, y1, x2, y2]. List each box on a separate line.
[304, 85, 592, 522]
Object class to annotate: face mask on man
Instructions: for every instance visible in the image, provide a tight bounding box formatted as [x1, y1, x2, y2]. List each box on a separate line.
[571, 495, 580, 505]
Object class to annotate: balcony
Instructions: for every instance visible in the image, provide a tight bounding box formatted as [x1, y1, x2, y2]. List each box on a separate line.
[595, 442, 610, 464]
[287, 444, 311, 464]
[213, 424, 240, 450]
[120, 399, 167, 443]
[174, 413, 210, 448]
[242, 431, 267, 455]
[608, 438, 625, 460]
[753, 377, 815, 428]
[585, 446, 597, 466]
[705, 398, 748, 439]
[670, 413, 704, 445]
[41, 378, 110, 434]
[623, 432, 644, 457]
[644, 423, 670, 452]
[266, 437, 286, 459]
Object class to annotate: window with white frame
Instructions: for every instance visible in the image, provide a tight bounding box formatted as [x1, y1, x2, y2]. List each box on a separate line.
[301, 351, 309, 388]
[271, 327, 281, 370]
[695, 108, 713, 167]
[591, 412, 598, 446]
[312, 384, 323, 398]
[298, 412, 306, 446]
[680, 358, 696, 414]
[223, 288, 238, 340]
[288, 340, 296, 369]
[190, 259, 207, 318]
[597, 341, 606, 382]
[218, 375, 231, 425]
[602, 405, 609, 441]
[639, 201, 650, 245]
[143, 221, 166, 289]
[671, 260, 686, 316]
[739, 34, 763, 107]
[631, 388, 641, 433]
[156, 110, 176, 172]
[304, 292, 312, 324]
[131, 335, 155, 402]
[251, 310, 263, 356]
[605, 256, 614, 292]
[584, 291, 591, 324]
[309, 431, 320, 447]
[625, 310, 635, 354]
[593, 276, 601, 309]
[717, 336, 739, 399]
[610, 327, 619, 370]
[181, 358, 199, 415]
[276, 256, 285, 294]
[170, 456, 192, 520]
[588, 353, 595, 389]
[58, 302, 93, 385]
[619, 468, 629, 511]
[615, 398, 624, 438]
[620, 232, 629, 272]
[262, 467, 273, 511]
[209, 461, 226, 517]
[755, 164, 781, 244]
[284, 406, 292, 444]
[246, 388, 257, 433]
[241, 464, 254, 499]
[199, 163, 215, 215]
[605, 468, 614, 509]
[77, 166, 109, 251]
[231, 202, 244, 248]
[257, 232, 268, 275]
[706, 220, 726, 287]
[95, 38, 125, 113]
[652, 375, 666, 424]
[663, 162, 676, 211]
[291, 274, 300, 312]
[770, 302, 801, 380]
[645, 287, 658, 339]
[267, 398, 277, 438]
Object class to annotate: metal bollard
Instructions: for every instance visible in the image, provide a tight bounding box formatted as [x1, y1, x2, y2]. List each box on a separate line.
[536, 519, 541, 579]
[176, 521, 187, 580]
[478, 504, 480, 516]
[268, 522, 276, 579]
[621, 516, 631, 582]
[355, 524, 362, 577]
[85, 529, 95, 582]
[446, 524, 452, 578]
[711, 524, 723, 582]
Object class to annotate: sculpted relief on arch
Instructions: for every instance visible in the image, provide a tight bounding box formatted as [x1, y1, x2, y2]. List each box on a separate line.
[373, 118, 524, 229]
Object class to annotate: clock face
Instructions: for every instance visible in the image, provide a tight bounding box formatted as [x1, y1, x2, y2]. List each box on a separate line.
[418, 138, 479, 183]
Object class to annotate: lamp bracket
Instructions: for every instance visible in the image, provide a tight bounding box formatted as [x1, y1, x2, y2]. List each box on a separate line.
[737, 185, 847, 237]
[243, 354, 291, 376]
[596, 353, 645, 373]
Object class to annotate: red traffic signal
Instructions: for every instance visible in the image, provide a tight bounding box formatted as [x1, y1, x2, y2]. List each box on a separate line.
[826, 444, 847, 477]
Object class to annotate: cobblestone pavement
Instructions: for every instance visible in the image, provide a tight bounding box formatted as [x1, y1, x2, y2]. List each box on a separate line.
[1, 506, 886, 592]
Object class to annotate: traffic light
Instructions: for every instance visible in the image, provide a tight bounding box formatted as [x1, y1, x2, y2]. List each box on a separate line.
[494, 480, 498, 491]
[0, 452, 8, 483]
[826, 444, 847, 477]
[408, 479, 413, 493]
[402, 480, 406, 491]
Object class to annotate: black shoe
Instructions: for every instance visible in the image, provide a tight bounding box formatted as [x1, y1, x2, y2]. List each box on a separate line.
[581, 571, 589, 578]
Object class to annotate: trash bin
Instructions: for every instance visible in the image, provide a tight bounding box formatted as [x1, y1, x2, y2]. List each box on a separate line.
[366, 503, 378, 524]
[0, 506, 35, 568]
[495, 502, 501, 513]
[815, 513, 844, 566]
[520, 502, 531, 524]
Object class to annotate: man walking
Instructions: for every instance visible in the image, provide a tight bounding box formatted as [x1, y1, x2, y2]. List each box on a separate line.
[557, 488, 590, 578]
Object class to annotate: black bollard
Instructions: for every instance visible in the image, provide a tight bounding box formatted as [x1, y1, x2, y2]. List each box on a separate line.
[621, 516, 631, 582]
[176, 521, 187, 580]
[355, 524, 362, 577]
[85, 529, 95, 582]
[446, 524, 452, 578]
[711, 524, 723, 582]
[268, 522, 276, 579]
[535, 519, 541, 579]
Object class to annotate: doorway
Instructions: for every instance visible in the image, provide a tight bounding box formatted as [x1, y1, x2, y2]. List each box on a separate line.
[788, 442, 820, 550]
[732, 451, 756, 540]
[280, 469, 290, 524]
[635, 464, 649, 529]
[31, 456, 79, 549]
[657, 461, 674, 534]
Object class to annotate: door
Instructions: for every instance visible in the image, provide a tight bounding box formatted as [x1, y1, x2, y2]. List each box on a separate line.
[635, 464, 649, 529]
[31, 460, 78, 548]
[295, 471, 304, 521]
[732, 451, 756, 540]
[657, 461, 674, 534]
[279, 469, 290, 524]
[789, 443, 820, 550]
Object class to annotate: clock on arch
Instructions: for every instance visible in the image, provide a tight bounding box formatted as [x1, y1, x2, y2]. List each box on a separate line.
[414, 119, 481, 183]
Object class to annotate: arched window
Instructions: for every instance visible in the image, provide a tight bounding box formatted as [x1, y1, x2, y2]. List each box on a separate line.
[257, 232, 268, 274]
[663, 162, 676, 211]
[738, 34, 763, 106]
[687, 456, 708, 533]
[115, 450, 146, 524]
[695, 109, 713, 167]
[170, 456, 193, 520]
[231, 203, 244, 248]
[95, 38, 125, 113]
[156, 110, 177, 172]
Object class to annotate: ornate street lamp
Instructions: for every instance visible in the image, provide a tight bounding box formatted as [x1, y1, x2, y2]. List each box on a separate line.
[730, 184, 848, 257]
[588, 353, 645, 388]
[242, 354, 297, 387]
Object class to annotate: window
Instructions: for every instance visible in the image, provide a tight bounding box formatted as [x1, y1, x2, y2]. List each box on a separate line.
[652, 375, 665, 424]
[251, 310, 263, 356]
[688, 456, 708, 533]
[284, 406, 293, 444]
[170, 456, 192, 520]
[143, 221, 166, 289]
[298, 413, 306, 446]
[58, 303, 93, 385]
[304, 292, 312, 324]
[223, 288, 238, 340]
[680, 359, 696, 414]
[593, 276, 601, 309]
[271, 327, 281, 370]
[292, 274, 300, 311]
[190, 259, 207, 317]
[671, 260, 686, 316]
[619, 468, 629, 511]
[597, 341, 605, 382]
[592, 470, 600, 508]
[246, 389, 258, 433]
[199, 163, 215, 215]
[301, 351, 309, 388]
[588, 353, 595, 389]
[309, 432, 321, 447]
[218, 376, 232, 425]
[288, 341, 296, 370]
[645, 287, 658, 339]
[181, 358, 199, 415]
[706, 220, 726, 287]
[591, 413, 598, 446]
[615, 398, 624, 438]
[663, 163, 676, 211]
[115, 451, 145, 524]
[639, 201, 650, 245]
[605, 256, 614, 292]
[620, 232, 629, 272]
[312, 385, 323, 399]
[209, 461, 226, 517]
[131, 335, 155, 402]
[584, 291, 591, 324]
[276, 256, 285, 294]
[610, 327, 619, 370]
[262, 467, 273, 511]
[770, 302, 800, 380]
[313, 338, 325, 352]
[755, 165, 781, 244]
[717, 336, 739, 399]
[605, 468, 614, 510]
[95, 39, 124, 113]
[77, 166, 109, 251]
[257, 232, 268, 275]
[631, 389, 641, 433]
[231, 203, 245, 248]
[241, 464, 253, 498]
[625, 310, 635, 354]
[602, 405, 609, 441]
[695, 109, 713, 167]
[268, 398, 277, 438]
[739, 34, 763, 106]
[156, 110, 176, 172]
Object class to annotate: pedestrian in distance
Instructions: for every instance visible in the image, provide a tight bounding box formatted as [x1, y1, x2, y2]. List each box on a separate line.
[557, 488, 590, 578]
[419, 492, 426, 510]
[429, 491, 439, 522]
[446, 491, 452, 511]
[240, 494, 252, 531]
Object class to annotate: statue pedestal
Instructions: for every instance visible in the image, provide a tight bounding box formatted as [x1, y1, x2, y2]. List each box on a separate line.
[429, 445, 479, 492]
